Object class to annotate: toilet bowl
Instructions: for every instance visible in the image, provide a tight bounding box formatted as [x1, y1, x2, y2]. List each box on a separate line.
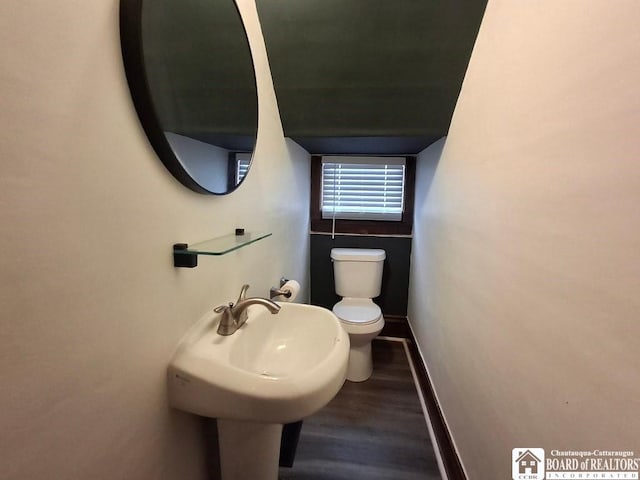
[330, 248, 386, 382]
[333, 298, 384, 382]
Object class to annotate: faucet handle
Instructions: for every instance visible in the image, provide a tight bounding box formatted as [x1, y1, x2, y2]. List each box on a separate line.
[235, 284, 250, 305]
[214, 302, 233, 313]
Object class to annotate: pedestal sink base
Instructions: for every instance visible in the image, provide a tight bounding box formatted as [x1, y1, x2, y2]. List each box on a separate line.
[218, 419, 283, 480]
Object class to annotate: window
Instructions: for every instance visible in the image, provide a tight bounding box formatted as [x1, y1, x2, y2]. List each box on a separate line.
[311, 155, 415, 235]
[321, 157, 405, 221]
[235, 153, 251, 184]
[227, 152, 251, 190]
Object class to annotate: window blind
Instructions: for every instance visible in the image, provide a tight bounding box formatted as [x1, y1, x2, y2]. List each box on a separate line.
[321, 156, 406, 221]
[236, 153, 251, 184]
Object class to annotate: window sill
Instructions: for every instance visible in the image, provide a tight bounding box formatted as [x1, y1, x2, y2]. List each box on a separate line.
[310, 231, 413, 239]
[310, 219, 412, 236]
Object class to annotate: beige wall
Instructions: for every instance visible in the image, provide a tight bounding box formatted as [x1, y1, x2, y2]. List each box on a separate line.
[409, 0, 640, 478]
[0, 1, 309, 479]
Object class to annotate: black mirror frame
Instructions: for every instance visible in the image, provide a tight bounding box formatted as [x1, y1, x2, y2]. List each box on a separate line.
[119, 0, 258, 195]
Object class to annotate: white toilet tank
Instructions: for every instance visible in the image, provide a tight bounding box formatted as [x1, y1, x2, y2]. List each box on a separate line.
[331, 248, 386, 299]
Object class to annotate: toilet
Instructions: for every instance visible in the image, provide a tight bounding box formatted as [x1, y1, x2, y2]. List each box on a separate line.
[330, 248, 386, 382]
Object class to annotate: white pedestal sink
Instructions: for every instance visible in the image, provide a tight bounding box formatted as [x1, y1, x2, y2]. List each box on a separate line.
[167, 302, 349, 480]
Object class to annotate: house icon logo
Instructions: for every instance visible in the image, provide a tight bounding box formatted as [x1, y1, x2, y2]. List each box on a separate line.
[512, 448, 545, 480]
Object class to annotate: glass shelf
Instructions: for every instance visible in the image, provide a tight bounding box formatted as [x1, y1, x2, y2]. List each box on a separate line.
[173, 231, 272, 267]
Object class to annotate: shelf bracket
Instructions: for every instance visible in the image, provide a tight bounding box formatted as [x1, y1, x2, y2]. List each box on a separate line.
[173, 243, 197, 268]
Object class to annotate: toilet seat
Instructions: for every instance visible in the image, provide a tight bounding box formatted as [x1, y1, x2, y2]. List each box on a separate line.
[332, 298, 381, 325]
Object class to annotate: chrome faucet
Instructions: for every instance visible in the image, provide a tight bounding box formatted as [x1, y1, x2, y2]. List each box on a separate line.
[214, 284, 281, 336]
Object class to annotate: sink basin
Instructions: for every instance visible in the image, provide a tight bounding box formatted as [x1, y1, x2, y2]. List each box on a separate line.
[167, 302, 349, 424]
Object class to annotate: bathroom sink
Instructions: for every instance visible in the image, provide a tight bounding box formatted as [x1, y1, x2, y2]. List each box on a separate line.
[167, 302, 349, 424]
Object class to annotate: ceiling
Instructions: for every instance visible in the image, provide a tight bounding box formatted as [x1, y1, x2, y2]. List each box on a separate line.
[256, 0, 487, 154]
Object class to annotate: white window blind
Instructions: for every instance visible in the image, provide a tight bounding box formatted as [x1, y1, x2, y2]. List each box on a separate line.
[236, 153, 251, 184]
[321, 156, 406, 221]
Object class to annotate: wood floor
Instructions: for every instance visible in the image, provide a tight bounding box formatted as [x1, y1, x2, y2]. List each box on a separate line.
[279, 339, 442, 480]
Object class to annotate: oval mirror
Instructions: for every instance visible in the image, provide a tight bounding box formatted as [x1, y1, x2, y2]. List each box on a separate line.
[120, 0, 258, 194]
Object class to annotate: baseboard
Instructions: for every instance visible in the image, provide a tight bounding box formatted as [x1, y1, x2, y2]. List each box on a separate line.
[404, 328, 467, 480]
[381, 315, 411, 338]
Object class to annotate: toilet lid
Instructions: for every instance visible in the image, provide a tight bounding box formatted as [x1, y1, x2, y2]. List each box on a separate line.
[333, 299, 381, 325]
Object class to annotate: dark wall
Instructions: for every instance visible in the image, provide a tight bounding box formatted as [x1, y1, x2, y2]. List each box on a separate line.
[256, 0, 487, 153]
[310, 234, 412, 316]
